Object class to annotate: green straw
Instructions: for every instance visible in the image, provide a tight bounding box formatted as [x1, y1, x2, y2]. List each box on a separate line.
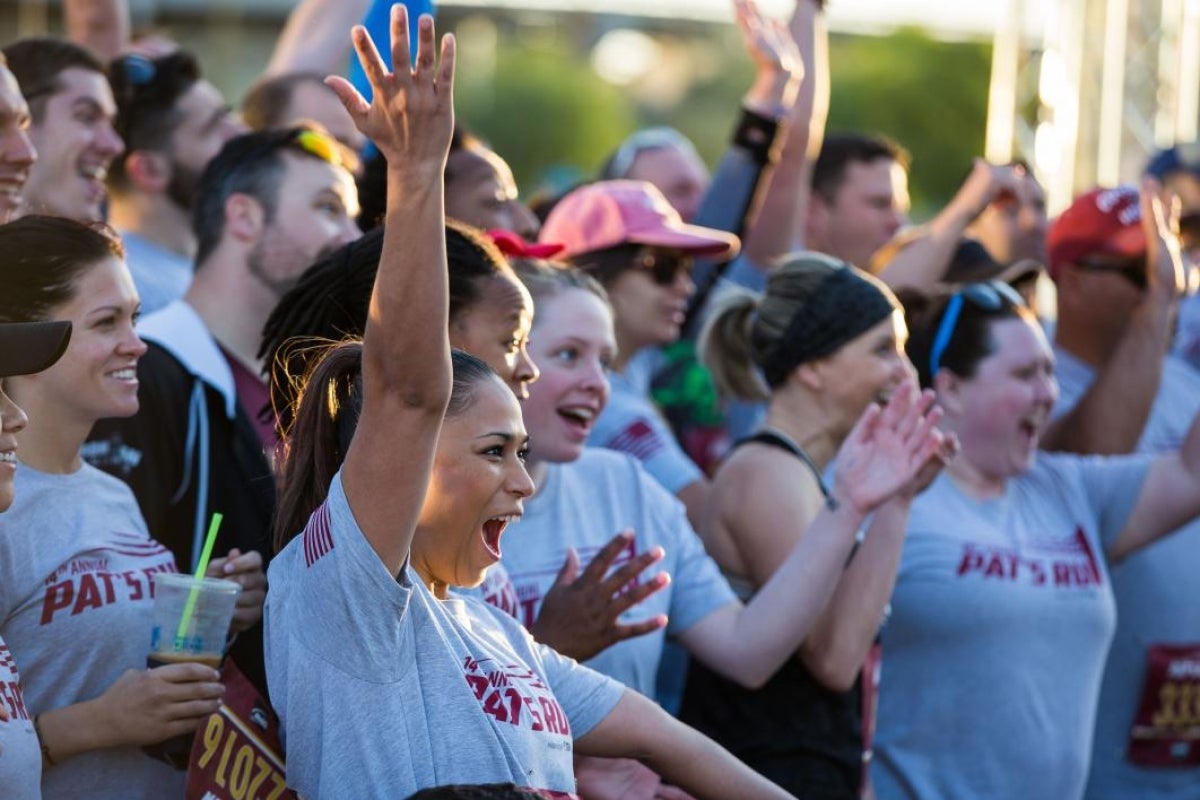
[175, 513, 224, 649]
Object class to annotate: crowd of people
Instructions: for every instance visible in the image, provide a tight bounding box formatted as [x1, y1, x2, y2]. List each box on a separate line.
[0, 0, 1198, 798]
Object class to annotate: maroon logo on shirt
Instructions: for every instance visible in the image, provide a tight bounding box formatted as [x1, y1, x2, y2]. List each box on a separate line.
[40, 533, 177, 625]
[955, 526, 1103, 588]
[480, 569, 520, 620]
[0, 643, 30, 722]
[607, 420, 664, 462]
[303, 503, 334, 568]
[461, 656, 571, 738]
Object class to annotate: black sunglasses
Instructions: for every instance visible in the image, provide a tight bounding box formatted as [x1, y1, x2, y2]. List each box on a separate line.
[634, 248, 694, 287]
[929, 281, 1025, 378]
[1075, 256, 1147, 290]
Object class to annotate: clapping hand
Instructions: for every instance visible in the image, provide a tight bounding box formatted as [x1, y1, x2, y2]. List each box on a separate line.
[832, 382, 950, 513]
[532, 531, 670, 662]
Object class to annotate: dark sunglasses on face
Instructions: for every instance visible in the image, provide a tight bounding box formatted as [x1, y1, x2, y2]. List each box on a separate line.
[1075, 256, 1148, 290]
[634, 249, 694, 287]
[929, 280, 1025, 378]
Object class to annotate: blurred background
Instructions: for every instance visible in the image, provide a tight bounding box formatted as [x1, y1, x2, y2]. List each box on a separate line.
[1, 0, 1196, 218]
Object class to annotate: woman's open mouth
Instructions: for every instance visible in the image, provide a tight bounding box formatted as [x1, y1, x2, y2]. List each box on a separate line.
[481, 514, 520, 559]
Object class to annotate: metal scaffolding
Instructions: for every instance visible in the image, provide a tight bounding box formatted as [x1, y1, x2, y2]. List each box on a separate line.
[987, 0, 1200, 211]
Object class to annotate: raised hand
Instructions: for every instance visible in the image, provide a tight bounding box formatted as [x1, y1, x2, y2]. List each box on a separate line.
[96, 663, 224, 746]
[736, 0, 803, 114]
[1141, 176, 1185, 301]
[325, 5, 455, 173]
[951, 159, 1022, 222]
[205, 548, 266, 634]
[832, 382, 947, 513]
[531, 530, 669, 662]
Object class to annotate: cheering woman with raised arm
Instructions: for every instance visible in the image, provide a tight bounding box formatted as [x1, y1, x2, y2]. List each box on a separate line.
[265, 9, 801, 798]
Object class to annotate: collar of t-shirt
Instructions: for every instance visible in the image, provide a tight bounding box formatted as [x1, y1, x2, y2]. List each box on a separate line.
[217, 345, 276, 450]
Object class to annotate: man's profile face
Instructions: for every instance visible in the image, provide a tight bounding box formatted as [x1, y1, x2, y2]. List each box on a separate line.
[971, 172, 1048, 265]
[23, 66, 123, 221]
[246, 152, 361, 298]
[821, 157, 910, 269]
[162, 79, 246, 210]
[0, 65, 36, 224]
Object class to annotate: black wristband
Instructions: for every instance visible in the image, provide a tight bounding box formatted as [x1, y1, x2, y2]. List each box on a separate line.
[732, 107, 782, 166]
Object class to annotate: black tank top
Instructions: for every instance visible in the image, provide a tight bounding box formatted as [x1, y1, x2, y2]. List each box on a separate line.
[678, 431, 864, 799]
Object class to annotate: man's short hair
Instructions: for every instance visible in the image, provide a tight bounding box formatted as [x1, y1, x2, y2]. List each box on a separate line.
[192, 125, 343, 267]
[1, 37, 105, 122]
[811, 132, 910, 204]
[240, 71, 325, 131]
[106, 51, 202, 191]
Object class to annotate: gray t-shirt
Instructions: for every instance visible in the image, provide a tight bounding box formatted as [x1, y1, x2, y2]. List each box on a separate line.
[265, 471, 623, 798]
[484, 449, 736, 698]
[118, 231, 193, 315]
[1055, 348, 1200, 797]
[872, 453, 1151, 800]
[0, 463, 183, 799]
[588, 360, 704, 496]
[0, 635, 40, 800]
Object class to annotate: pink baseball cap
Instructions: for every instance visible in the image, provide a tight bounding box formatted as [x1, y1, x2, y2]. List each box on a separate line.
[1046, 186, 1146, 280]
[539, 180, 740, 259]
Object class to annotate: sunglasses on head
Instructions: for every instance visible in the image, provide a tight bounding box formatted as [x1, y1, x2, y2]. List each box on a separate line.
[112, 53, 157, 89]
[929, 281, 1025, 379]
[1075, 256, 1147, 290]
[227, 127, 342, 176]
[634, 248, 694, 286]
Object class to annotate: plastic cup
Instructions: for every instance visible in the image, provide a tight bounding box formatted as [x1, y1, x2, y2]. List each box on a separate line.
[144, 573, 239, 768]
[148, 572, 240, 667]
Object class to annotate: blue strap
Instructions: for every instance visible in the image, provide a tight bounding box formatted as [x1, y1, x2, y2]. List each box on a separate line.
[176, 380, 212, 572]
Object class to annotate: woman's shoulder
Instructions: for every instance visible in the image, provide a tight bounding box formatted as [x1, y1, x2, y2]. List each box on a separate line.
[562, 448, 652, 489]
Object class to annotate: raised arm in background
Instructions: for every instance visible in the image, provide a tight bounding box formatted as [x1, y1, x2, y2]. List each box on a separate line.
[741, 0, 828, 266]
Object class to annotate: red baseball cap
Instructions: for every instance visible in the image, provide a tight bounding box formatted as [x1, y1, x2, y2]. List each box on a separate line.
[1046, 185, 1146, 280]
[539, 180, 740, 259]
[486, 229, 565, 260]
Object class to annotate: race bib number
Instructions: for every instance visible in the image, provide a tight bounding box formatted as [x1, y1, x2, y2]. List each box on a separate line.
[1128, 643, 1200, 768]
[187, 662, 297, 800]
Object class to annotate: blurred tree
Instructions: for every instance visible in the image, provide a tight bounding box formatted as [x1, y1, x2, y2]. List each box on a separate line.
[449, 12, 990, 220]
[825, 27, 992, 217]
[453, 28, 634, 198]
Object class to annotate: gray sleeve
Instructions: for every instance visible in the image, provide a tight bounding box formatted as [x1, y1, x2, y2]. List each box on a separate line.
[536, 642, 625, 739]
[640, 476, 737, 635]
[1074, 453, 1155, 550]
[598, 396, 703, 496]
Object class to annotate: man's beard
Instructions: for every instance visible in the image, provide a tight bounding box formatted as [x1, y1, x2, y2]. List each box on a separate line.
[247, 234, 339, 300]
[166, 160, 201, 211]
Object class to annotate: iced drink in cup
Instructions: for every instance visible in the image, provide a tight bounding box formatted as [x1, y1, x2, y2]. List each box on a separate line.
[144, 572, 240, 767]
[149, 572, 240, 667]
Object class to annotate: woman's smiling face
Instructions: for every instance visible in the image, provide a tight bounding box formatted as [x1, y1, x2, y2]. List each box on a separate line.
[521, 288, 616, 465]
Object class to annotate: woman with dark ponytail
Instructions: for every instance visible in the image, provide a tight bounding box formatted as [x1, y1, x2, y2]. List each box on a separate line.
[265, 14, 810, 799]
[676, 252, 956, 799]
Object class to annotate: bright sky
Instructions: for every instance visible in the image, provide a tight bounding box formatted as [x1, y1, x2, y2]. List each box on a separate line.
[444, 0, 1044, 40]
